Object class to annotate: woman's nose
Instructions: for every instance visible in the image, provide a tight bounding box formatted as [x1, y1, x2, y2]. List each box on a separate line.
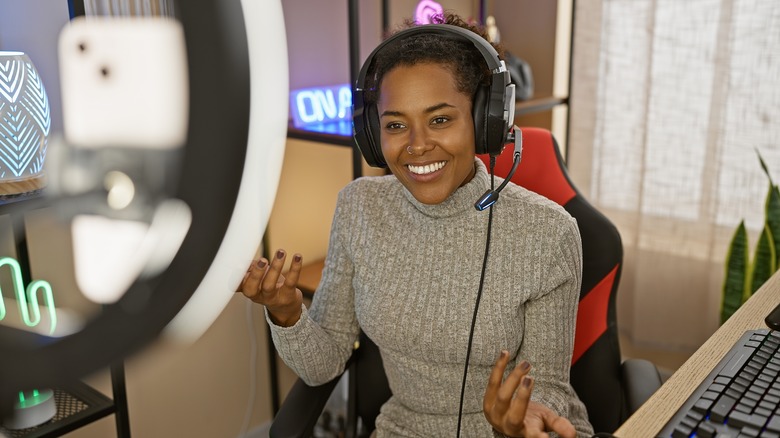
[406, 128, 434, 156]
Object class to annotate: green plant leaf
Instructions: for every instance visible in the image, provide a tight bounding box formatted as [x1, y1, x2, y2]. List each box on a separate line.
[748, 224, 776, 298]
[766, 184, 780, 261]
[758, 148, 775, 186]
[722, 221, 749, 324]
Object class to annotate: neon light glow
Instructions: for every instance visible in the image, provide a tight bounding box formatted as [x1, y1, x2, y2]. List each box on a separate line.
[415, 0, 443, 24]
[16, 389, 52, 409]
[0, 256, 57, 335]
[290, 84, 352, 135]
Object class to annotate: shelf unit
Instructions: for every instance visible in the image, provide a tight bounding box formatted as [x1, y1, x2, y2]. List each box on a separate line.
[0, 197, 131, 437]
[0, 366, 129, 438]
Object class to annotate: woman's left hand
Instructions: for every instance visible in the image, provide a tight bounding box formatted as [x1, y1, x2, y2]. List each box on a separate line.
[483, 350, 577, 438]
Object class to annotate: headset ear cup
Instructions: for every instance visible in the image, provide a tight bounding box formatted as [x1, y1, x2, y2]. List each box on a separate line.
[366, 103, 386, 167]
[472, 86, 489, 155]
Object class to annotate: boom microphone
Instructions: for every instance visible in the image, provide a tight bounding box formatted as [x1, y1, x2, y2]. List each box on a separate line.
[474, 126, 523, 211]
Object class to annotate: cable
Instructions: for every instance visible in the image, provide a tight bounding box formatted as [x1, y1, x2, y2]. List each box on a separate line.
[237, 298, 258, 438]
[457, 155, 496, 437]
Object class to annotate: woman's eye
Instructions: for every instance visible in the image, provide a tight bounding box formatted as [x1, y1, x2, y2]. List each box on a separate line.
[386, 122, 405, 130]
[431, 116, 449, 125]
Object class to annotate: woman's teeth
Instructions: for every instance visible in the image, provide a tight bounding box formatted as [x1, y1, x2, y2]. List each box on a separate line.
[408, 161, 446, 175]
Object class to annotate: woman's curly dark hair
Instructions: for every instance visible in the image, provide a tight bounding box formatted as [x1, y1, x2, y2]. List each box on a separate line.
[363, 12, 505, 106]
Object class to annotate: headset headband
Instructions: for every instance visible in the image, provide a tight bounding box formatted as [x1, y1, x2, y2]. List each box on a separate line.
[353, 23, 515, 167]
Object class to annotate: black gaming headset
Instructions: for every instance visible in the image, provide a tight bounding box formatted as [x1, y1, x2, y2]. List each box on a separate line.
[352, 24, 516, 168]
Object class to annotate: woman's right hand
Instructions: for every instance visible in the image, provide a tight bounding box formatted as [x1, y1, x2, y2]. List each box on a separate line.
[237, 248, 304, 327]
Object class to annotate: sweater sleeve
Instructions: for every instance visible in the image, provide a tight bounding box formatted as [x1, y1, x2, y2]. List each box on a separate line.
[518, 215, 586, 428]
[266, 190, 360, 386]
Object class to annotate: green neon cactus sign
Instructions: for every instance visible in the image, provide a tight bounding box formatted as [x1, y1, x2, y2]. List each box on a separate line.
[0, 256, 56, 335]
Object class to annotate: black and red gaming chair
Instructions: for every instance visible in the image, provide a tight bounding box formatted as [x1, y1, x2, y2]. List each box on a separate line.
[269, 128, 662, 438]
[478, 127, 661, 433]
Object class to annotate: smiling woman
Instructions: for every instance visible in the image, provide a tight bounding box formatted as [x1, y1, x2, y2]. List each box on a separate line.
[243, 12, 594, 438]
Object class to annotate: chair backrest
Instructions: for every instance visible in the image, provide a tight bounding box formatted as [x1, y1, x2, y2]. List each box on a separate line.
[478, 127, 625, 432]
[349, 127, 626, 435]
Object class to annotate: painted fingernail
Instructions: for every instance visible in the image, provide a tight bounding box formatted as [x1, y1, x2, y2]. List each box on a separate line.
[276, 250, 285, 259]
[501, 350, 508, 358]
[522, 376, 532, 388]
[293, 254, 302, 263]
[518, 361, 530, 372]
[256, 260, 267, 269]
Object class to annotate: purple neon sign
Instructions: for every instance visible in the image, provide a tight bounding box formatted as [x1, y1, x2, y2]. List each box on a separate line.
[415, 0, 443, 24]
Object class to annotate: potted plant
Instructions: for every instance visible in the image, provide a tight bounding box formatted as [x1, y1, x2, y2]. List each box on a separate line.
[721, 151, 780, 324]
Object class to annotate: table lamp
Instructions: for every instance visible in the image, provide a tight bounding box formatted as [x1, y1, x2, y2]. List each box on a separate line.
[0, 52, 51, 202]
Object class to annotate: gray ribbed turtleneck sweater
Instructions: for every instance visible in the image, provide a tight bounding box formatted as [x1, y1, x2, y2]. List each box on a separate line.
[268, 159, 593, 437]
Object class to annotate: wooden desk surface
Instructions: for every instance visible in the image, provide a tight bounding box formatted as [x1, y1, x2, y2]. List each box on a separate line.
[615, 271, 780, 437]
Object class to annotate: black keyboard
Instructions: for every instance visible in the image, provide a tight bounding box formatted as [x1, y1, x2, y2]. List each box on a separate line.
[657, 329, 780, 438]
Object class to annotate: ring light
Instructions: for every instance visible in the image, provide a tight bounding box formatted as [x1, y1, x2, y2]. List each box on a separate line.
[0, 0, 287, 415]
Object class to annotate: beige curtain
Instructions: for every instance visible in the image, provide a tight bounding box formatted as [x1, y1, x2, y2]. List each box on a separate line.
[84, 0, 176, 17]
[568, 0, 780, 357]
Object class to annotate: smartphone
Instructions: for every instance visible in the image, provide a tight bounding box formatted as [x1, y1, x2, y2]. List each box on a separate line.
[59, 16, 188, 149]
[766, 302, 780, 331]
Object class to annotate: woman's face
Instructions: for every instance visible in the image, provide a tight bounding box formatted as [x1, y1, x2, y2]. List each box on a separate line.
[377, 62, 476, 205]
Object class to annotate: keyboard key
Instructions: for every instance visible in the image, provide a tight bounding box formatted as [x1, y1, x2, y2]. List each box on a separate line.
[680, 415, 698, 429]
[753, 355, 769, 366]
[739, 425, 760, 437]
[696, 422, 716, 438]
[702, 390, 721, 400]
[733, 382, 749, 393]
[760, 400, 778, 412]
[692, 398, 714, 413]
[671, 424, 692, 438]
[737, 376, 753, 387]
[734, 403, 752, 414]
[686, 410, 704, 422]
[750, 333, 768, 343]
[766, 414, 780, 433]
[715, 375, 732, 385]
[727, 388, 744, 399]
[755, 406, 773, 417]
[727, 410, 768, 429]
[711, 395, 738, 422]
[727, 410, 751, 428]
[709, 383, 727, 393]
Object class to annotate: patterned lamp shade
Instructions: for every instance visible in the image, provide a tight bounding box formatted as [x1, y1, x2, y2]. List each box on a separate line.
[0, 52, 50, 199]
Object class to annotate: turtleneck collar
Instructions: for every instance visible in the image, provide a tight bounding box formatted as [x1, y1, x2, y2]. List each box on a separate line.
[401, 158, 492, 219]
